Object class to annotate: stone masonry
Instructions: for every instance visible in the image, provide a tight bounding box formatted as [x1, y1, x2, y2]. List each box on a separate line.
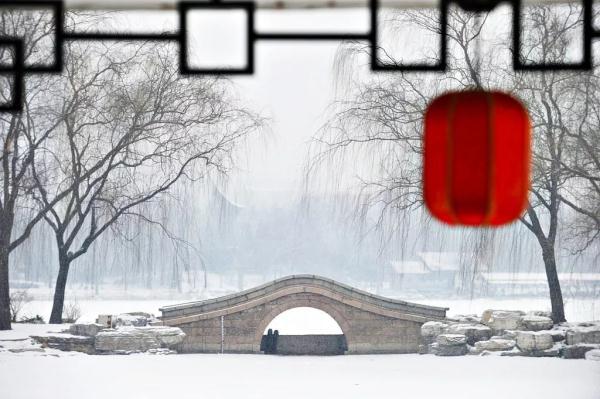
[159, 275, 448, 354]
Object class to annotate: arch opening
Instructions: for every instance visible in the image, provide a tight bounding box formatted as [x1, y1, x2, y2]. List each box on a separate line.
[259, 306, 348, 355]
[263, 307, 343, 335]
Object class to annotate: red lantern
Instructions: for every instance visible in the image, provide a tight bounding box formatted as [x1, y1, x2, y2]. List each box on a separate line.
[423, 90, 531, 226]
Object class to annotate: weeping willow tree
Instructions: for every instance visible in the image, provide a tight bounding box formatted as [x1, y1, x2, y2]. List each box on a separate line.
[309, 5, 600, 322]
[1, 10, 263, 326]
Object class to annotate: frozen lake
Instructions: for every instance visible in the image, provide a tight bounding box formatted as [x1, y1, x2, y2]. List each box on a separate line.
[0, 351, 599, 399]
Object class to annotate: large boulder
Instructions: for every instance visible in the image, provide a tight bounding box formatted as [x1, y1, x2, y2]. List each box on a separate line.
[67, 323, 106, 337]
[95, 326, 185, 354]
[561, 344, 600, 359]
[447, 323, 492, 345]
[515, 331, 554, 352]
[566, 323, 600, 345]
[585, 349, 600, 361]
[437, 334, 467, 346]
[31, 334, 95, 354]
[435, 334, 468, 356]
[482, 310, 525, 333]
[436, 344, 468, 356]
[421, 321, 449, 345]
[474, 338, 516, 352]
[114, 312, 158, 327]
[520, 315, 554, 332]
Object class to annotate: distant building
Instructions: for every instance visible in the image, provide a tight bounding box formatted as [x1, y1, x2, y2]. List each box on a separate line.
[384, 252, 464, 294]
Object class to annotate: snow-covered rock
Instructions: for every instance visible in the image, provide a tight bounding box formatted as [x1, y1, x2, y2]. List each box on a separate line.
[421, 321, 449, 344]
[436, 344, 468, 356]
[67, 323, 106, 337]
[447, 323, 492, 345]
[437, 334, 467, 346]
[561, 344, 600, 359]
[482, 310, 524, 332]
[515, 331, 554, 352]
[565, 323, 600, 345]
[474, 338, 516, 352]
[31, 334, 95, 354]
[451, 314, 480, 324]
[435, 334, 468, 356]
[520, 315, 553, 332]
[585, 349, 600, 361]
[95, 326, 185, 354]
[114, 312, 158, 327]
[548, 329, 566, 342]
[527, 310, 553, 318]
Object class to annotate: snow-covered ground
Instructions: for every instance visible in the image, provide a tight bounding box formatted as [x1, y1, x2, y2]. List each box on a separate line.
[0, 349, 598, 399]
[1, 321, 599, 399]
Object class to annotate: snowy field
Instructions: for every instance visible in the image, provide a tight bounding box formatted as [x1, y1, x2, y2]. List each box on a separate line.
[1, 322, 599, 399]
[0, 338, 599, 399]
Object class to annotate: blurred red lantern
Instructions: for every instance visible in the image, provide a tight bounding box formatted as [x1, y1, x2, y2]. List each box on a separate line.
[423, 90, 531, 226]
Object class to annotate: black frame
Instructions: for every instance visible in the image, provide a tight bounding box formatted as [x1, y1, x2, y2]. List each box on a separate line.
[0, 0, 599, 111]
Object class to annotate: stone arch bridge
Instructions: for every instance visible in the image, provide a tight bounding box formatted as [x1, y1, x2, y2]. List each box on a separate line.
[160, 275, 447, 354]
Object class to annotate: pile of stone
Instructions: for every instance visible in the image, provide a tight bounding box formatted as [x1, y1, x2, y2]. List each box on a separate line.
[420, 310, 600, 360]
[95, 326, 185, 354]
[30, 312, 184, 356]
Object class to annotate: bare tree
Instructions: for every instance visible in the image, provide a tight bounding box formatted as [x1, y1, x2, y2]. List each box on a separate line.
[26, 40, 263, 323]
[311, 5, 600, 322]
[0, 10, 76, 330]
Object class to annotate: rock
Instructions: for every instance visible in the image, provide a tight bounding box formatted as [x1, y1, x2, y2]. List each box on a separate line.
[491, 330, 517, 341]
[525, 343, 563, 358]
[437, 334, 467, 346]
[548, 329, 566, 342]
[474, 338, 516, 352]
[447, 323, 492, 345]
[515, 331, 554, 352]
[566, 323, 600, 345]
[527, 310, 553, 318]
[114, 313, 150, 327]
[8, 347, 45, 353]
[451, 314, 480, 324]
[482, 310, 524, 333]
[428, 343, 439, 355]
[520, 315, 554, 331]
[31, 334, 95, 354]
[95, 326, 185, 354]
[436, 344, 468, 356]
[67, 323, 106, 337]
[585, 349, 600, 361]
[435, 334, 468, 356]
[561, 344, 600, 359]
[421, 321, 448, 344]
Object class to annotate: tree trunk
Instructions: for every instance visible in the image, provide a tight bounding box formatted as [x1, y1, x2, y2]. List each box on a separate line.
[49, 252, 71, 324]
[542, 244, 566, 323]
[0, 246, 11, 330]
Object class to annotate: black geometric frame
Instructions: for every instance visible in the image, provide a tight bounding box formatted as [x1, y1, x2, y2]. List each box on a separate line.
[1, 0, 599, 111]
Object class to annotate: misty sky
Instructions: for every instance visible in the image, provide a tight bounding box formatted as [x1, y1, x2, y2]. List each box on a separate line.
[108, 8, 371, 207]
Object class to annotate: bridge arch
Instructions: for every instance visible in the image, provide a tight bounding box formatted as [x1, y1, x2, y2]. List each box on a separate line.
[159, 274, 448, 354]
[253, 297, 354, 350]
